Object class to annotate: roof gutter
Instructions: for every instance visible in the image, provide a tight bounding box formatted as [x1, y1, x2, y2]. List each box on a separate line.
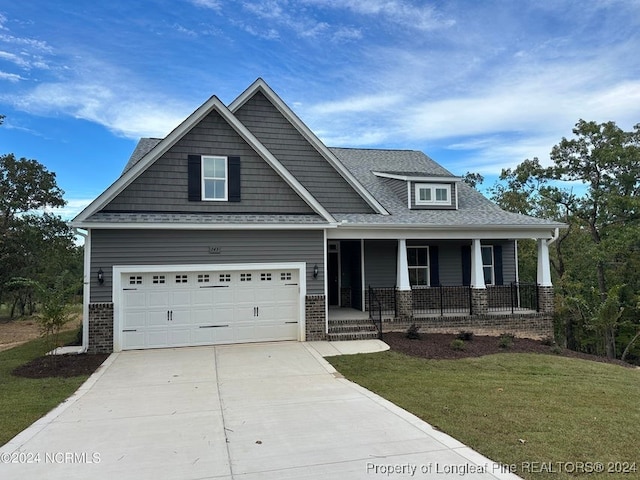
[74, 228, 90, 354]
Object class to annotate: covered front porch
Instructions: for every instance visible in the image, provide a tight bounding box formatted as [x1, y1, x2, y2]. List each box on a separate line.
[326, 235, 556, 340]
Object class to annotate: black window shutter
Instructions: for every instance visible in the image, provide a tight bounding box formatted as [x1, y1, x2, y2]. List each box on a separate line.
[461, 245, 471, 286]
[228, 156, 241, 202]
[187, 155, 201, 202]
[429, 246, 440, 286]
[494, 245, 504, 285]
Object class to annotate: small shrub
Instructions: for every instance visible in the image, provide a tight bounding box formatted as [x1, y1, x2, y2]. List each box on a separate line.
[406, 324, 421, 340]
[450, 339, 465, 351]
[457, 331, 474, 341]
[540, 336, 556, 346]
[550, 345, 563, 355]
[498, 333, 514, 349]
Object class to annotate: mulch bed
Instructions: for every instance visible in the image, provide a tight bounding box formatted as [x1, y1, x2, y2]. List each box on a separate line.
[383, 332, 635, 368]
[12, 354, 110, 379]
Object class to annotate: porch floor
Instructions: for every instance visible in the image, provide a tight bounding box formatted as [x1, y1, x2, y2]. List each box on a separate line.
[328, 307, 369, 321]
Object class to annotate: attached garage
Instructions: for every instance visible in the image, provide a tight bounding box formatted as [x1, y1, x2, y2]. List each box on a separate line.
[112, 263, 306, 351]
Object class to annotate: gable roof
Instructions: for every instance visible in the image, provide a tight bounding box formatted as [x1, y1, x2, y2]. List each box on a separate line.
[330, 147, 566, 231]
[72, 95, 336, 226]
[229, 79, 389, 216]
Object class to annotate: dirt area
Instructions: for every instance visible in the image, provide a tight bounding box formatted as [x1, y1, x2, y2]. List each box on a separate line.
[12, 353, 110, 378]
[384, 332, 635, 368]
[0, 314, 82, 352]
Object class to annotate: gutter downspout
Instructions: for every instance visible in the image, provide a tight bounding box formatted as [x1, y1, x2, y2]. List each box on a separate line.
[546, 227, 560, 247]
[75, 228, 90, 353]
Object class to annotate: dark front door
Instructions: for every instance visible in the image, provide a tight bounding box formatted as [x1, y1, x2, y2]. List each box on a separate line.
[329, 250, 340, 306]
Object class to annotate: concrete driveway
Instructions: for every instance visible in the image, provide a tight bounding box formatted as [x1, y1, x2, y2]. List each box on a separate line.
[0, 342, 520, 479]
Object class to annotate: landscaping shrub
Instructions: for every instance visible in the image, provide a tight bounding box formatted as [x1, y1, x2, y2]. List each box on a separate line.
[406, 324, 421, 340]
[498, 333, 514, 349]
[450, 339, 465, 351]
[456, 331, 474, 341]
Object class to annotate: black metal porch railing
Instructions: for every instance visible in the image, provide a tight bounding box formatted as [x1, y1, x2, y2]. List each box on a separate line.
[366, 286, 397, 317]
[487, 282, 539, 313]
[367, 285, 384, 340]
[412, 285, 472, 316]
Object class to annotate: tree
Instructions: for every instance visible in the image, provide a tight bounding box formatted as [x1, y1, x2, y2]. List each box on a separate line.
[490, 120, 640, 359]
[1, 117, 76, 312]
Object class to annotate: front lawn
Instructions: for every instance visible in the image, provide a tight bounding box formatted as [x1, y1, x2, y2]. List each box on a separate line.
[0, 330, 91, 447]
[327, 351, 640, 480]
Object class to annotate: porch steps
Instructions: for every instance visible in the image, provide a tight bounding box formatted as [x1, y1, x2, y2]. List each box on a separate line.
[327, 319, 380, 341]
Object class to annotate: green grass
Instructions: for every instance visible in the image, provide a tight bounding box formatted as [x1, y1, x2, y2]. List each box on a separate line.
[0, 329, 90, 447]
[327, 351, 640, 480]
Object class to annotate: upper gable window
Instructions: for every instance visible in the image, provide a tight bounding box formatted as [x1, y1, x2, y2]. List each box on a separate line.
[415, 183, 450, 206]
[202, 156, 228, 201]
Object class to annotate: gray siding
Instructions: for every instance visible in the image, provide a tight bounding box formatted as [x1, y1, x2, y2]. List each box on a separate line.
[235, 92, 375, 214]
[382, 178, 408, 207]
[90, 229, 325, 302]
[371, 240, 518, 287]
[364, 240, 397, 287]
[105, 110, 315, 214]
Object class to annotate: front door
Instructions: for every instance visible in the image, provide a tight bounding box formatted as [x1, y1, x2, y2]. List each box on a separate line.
[328, 242, 340, 306]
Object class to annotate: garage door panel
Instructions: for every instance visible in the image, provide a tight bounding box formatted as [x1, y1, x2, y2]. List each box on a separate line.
[120, 267, 301, 350]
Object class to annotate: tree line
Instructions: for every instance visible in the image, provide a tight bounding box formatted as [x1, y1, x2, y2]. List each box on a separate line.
[479, 120, 640, 363]
[0, 115, 82, 318]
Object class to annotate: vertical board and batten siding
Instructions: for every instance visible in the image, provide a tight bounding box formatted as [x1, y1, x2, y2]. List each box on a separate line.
[234, 92, 375, 214]
[90, 229, 325, 302]
[104, 109, 315, 214]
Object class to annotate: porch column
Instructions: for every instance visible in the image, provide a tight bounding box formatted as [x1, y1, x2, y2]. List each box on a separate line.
[397, 239, 411, 290]
[396, 239, 413, 320]
[470, 239, 486, 289]
[470, 239, 488, 315]
[537, 239, 555, 314]
[537, 239, 552, 287]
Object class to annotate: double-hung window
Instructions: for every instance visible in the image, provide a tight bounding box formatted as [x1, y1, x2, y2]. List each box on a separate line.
[407, 246, 430, 287]
[482, 245, 494, 285]
[415, 183, 450, 206]
[202, 156, 228, 201]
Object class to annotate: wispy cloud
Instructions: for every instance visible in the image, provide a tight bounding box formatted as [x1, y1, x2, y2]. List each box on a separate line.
[0, 70, 23, 82]
[189, 0, 222, 11]
[303, 0, 455, 31]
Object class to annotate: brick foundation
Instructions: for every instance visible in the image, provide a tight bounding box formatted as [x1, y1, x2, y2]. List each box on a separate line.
[395, 289, 413, 320]
[88, 302, 114, 353]
[538, 286, 554, 314]
[382, 312, 553, 340]
[305, 295, 326, 341]
[470, 288, 488, 315]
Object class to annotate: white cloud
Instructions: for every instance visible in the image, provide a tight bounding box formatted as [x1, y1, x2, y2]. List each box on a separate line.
[0, 50, 30, 68]
[0, 70, 23, 82]
[8, 81, 190, 139]
[309, 93, 404, 115]
[48, 198, 95, 221]
[189, 0, 222, 11]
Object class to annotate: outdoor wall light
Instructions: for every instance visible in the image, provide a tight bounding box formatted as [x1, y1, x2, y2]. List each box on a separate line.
[97, 268, 104, 285]
[313, 264, 319, 279]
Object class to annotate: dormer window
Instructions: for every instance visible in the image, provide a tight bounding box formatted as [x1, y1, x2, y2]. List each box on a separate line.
[415, 184, 451, 206]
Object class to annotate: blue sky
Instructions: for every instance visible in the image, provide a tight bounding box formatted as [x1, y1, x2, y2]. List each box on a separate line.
[1, 1, 639, 219]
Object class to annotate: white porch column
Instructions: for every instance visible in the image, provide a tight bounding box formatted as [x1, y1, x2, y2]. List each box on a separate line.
[537, 239, 552, 287]
[397, 239, 411, 291]
[470, 239, 486, 289]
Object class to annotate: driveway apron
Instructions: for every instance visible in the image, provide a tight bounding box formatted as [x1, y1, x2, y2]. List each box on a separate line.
[0, 342, 520, 480]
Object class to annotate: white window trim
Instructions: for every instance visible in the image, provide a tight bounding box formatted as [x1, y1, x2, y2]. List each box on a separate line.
[407, 245, 430, 287]
[415, 183, 451, 206]
[482, 245, 495, 285]
[201, 155, 228, 201]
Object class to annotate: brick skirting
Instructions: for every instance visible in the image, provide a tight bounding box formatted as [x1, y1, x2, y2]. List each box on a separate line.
[88, 302, 114, 354]
[305, 295, 326, 341]
[383, 312, 553, 340]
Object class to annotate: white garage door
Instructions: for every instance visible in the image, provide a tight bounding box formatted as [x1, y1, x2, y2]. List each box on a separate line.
[120, 268, 300, 350]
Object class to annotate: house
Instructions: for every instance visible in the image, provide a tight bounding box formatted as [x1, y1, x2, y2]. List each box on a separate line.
[71, 79, 565, 353]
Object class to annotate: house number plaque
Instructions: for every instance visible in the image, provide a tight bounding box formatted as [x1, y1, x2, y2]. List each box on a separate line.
[208, 246, 221, 254]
